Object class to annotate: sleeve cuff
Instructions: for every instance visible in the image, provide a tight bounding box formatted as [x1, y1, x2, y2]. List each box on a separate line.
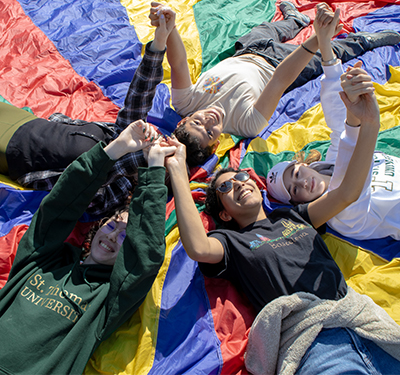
[322, 61, 344, 80]
[343, 121, 360, 144]
[144, 42, 166, 64]
[137, 166, 166, 185]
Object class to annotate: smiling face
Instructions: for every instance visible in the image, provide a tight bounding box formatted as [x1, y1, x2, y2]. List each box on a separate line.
[283, 163, 328, 204]
[84, 212, 128, 266]
[181, 106, 225, 148]
[215, 171, 266, 227]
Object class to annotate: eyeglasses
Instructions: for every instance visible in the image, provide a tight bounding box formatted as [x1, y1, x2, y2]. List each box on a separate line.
[100, 221, 126, 245]
[216, 171, 250, 194]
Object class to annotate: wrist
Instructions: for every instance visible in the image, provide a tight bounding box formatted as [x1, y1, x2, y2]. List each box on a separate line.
[321, 56, 339, 66]
[104, 140, 126, 160]
[345, 120, 361, 127]
[149, 38, 167, 52]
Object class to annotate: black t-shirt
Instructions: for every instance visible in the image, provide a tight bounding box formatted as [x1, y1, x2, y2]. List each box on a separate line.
[199, 205, 347, 313]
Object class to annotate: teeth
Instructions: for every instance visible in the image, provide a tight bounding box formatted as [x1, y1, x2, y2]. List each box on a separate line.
[100, 242, 113, 252]
[239, 190, 251, 200]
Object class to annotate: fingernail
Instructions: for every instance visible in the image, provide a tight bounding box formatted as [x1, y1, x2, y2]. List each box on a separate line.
[160, 14, 164, 19]
[151, 136, 154, 142]
[143, 127, 146, 133]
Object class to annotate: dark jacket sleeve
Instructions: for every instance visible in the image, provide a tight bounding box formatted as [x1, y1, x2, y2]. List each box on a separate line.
[101, 166, 167, 339]
[115, 42, 166, 131]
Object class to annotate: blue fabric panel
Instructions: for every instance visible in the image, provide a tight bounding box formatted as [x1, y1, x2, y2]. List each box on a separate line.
[149, 242, 222, 375]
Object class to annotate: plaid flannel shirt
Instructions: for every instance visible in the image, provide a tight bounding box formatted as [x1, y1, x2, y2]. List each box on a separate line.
[17, 42, 165, 218]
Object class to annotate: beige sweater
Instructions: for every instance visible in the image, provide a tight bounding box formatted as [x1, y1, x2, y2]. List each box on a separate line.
[245, 287, 400, 375]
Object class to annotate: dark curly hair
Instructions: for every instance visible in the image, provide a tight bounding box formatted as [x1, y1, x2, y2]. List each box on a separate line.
[173, 122, 214, 167]
[205, 167, 241, 230]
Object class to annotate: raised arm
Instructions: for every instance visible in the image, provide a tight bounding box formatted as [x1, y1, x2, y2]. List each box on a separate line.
[166, 138, 225, 264]
[254, 3, 341, 122]
[149, 2, 192, 89]
[115, 5, 176, 130]
[307, 69, 380, 228]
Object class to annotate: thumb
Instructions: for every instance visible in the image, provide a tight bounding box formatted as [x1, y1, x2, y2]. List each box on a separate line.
[333, 7, 340, 23]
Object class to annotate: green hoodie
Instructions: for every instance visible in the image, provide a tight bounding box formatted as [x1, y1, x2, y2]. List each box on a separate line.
[0, 143, 167, 374]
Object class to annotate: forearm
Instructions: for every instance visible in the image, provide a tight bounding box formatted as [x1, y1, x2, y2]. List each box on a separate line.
[168, 163, 217, 262]
[308, 118, 379, 228]
[115, 43, 165, 130]
[339, 119, 378, 201]
[254, 34, 319, 121]
[166, 28, 192, 89]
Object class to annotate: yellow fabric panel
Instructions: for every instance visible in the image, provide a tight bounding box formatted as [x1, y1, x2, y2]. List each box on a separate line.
[121, 0, 203, 87]
[85, 227, 180, 375]
[0, 175, 26, 190]
[323, 233, 400, 325]
[215, 133, 236, 159]
[248, 104, 329, 154]
[374, 65, 400, 132]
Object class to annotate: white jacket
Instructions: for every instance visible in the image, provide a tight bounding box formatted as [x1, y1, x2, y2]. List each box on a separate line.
[312, 62, 400, 240]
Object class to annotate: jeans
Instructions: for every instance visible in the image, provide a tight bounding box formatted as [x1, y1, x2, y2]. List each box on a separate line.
[295, 327, 400, 375]
[233, 18, 370, 92]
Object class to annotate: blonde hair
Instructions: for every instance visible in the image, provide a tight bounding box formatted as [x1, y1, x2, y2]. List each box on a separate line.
[293, 149, 322, 165]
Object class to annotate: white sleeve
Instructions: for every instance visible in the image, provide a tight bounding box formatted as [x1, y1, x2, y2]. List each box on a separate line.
[328, 124, 360, 191]
[327, 125, 374, 236]
[320, 63, 345, 162]
[171, 85, 196, 116]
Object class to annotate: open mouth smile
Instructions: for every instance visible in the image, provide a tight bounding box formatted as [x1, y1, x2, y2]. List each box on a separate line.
[238, 189, 252, 201]
[100, 241, 115, 253]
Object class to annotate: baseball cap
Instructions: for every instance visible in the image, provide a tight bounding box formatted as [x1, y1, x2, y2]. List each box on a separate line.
[266, 161, 296, 204]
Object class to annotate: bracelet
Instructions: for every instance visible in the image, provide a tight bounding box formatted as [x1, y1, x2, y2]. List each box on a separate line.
[345, 120, 361, 128]
[301, 43, 316, 55]
[321, 57, 339, 66]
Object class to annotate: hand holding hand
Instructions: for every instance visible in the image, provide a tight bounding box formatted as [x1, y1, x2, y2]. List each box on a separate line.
[339, 69, 380, 126]
[147, 137, 177, 167]
[314, 3, 342, 42]
[164, 135, 187, 172]
[340, 61, 374, 103]
[104, 120, 158, 160]
[149, 2, 176, 51]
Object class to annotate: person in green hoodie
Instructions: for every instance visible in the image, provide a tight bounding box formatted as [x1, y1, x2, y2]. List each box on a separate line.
[0, 113, 176, 374]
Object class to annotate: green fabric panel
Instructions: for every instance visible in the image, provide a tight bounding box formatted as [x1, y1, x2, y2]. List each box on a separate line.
[376, 126, 400, 158]
[165, 202, 205, 235]
[193, 0, 277, 72]
[240, 140, 330, 177]
[239, 125, 400, 178]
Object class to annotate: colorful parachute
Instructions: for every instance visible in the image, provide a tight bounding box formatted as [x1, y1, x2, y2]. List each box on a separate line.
[1, 1, 400, 374]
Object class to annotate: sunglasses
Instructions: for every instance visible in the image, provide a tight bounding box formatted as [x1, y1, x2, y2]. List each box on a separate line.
[216, 171, 250, 194]
[100, 221, 126, 245]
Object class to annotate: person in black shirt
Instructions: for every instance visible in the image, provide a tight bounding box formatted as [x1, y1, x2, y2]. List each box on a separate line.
[164, 6, 400, 374]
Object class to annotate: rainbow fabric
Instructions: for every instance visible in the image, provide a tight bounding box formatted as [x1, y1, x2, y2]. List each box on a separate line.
[1, 1, 400, 374]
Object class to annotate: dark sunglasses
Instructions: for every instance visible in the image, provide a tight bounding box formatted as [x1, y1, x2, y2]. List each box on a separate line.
[216, 171, 250, 194]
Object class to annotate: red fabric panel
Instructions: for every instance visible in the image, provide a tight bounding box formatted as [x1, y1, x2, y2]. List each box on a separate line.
[0, 0, 119, 122]
[66, 221, 95, 248]
[205, 277, 257, 375]
[273, 0, 400, 45]
[228, 143, 243, 170]
[0, 224, 28, 289]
